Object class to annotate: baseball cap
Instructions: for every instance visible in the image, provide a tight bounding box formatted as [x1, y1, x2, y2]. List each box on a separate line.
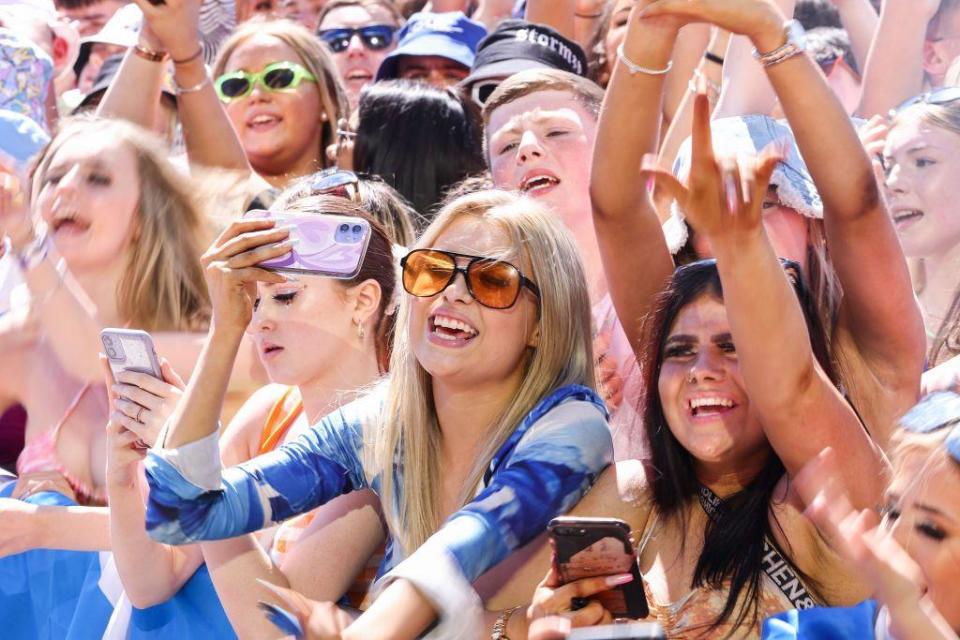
[81, 2, 141, 49]
[462, 20, 587, 88]
[664, 115, 823, 255]
[376, 11, 486, 81]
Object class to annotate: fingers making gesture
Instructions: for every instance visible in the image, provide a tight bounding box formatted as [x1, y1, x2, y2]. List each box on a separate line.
[641, 89, 782, 245]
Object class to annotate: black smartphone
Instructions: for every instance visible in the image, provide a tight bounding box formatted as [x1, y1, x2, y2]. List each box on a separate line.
[548, 517, 649, 620]
[567, 622, 665, 639]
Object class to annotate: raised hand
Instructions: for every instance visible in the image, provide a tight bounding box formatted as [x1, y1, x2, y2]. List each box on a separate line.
[200, 218, 292, 335]
[10, 470, 77, 502]
[640, 90, 782, 246]
[639, 0, 787, 50]
[129, 0, 203, 61]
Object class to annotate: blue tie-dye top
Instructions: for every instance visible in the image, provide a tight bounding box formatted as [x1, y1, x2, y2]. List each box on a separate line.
[143, 383, 612, 588]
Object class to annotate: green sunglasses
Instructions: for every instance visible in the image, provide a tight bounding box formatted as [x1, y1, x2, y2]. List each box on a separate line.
[214, 61, 317, 102]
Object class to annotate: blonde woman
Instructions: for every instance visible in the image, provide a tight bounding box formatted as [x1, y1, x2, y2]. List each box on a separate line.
[143, 190, 614, 639]
[0, 117, 262, 549]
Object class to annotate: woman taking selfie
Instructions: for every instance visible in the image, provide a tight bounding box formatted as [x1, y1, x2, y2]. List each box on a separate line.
[143, 189, 614, 638]
[104, 179, 411, 638]
[511, 93, 885, 640]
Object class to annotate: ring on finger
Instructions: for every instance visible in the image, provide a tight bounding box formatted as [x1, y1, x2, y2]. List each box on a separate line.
[136, 405, 145, 423]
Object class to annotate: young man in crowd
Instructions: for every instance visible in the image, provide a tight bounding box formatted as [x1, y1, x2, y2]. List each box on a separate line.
[375, 10, 485, 87]
[482, 68, 645, 460]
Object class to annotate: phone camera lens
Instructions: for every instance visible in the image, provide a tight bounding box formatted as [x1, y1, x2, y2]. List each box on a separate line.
[339, 224, 349, 232]
[352, 224, 362, 234]
[106, 348, 117, 358]
[103, 336, 112, 345]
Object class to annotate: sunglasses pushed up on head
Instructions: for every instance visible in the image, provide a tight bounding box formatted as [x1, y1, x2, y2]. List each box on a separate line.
[400, 248, 540, 310]
[214, 61, 317, 102]
[317, 25, 396, 53]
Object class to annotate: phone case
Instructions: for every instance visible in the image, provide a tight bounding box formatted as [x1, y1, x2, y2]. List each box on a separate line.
[549, 517, 649, 620]
[244, 211, 371, 279]
[100, 329, 162, 379]
[567, 623, 665, 640]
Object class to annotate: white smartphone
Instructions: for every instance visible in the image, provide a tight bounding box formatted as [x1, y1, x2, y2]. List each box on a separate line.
[100, 328, 162, 379]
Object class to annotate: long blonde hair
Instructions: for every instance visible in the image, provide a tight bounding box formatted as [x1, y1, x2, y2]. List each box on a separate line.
[31, 118, 211, 331]
[213, 18, 349, 171]
[892, 102, 960, 365]
[373, 190, 596, 554]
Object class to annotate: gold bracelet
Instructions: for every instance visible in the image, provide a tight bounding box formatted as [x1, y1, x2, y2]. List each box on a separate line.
[491, 606, 522, 640]
[133, 44, 168, 63]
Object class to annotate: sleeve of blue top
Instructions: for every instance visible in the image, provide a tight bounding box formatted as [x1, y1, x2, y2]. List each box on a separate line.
[143, 390, 380, 545]
[379, 398, 613, 616]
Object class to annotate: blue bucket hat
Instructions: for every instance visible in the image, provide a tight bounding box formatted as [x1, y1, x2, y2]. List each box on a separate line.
[376, 11, 486, 81]
[663, 115, 823, 254]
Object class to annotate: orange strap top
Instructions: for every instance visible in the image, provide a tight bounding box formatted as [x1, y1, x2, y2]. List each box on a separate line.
[257, 386, 304, 455]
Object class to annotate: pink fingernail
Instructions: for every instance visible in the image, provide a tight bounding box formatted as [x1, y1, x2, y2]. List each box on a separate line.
[606, 573, 634, 586]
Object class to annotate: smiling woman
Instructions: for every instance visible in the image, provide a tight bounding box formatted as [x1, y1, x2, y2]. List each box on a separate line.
[141, 188, 613, 640]
[212, 18, 348, 186]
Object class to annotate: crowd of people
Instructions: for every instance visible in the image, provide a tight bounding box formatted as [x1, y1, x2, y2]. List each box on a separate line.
[0, 0, 959, 638]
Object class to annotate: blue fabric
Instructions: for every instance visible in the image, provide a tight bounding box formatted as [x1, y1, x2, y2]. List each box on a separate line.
[0, 109, 49, 170]
[0, 485, 110, 640]
[126, 565, 236, 639]
[376, 11, 487, 80]
[145, 383, 612, 587]
[0, 483, 235, 640]
[762, 600, 879, 639]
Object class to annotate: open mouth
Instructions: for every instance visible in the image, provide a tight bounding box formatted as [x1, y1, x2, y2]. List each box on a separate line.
[519, 173, 560, 195]
[51, 211, 91, 236]
[247, 113, 282, 131]
[688, 396, 737, 418]
[892, 209, 923, 228]
[429, 313, 479, 344]
[345, 70, 372, 82]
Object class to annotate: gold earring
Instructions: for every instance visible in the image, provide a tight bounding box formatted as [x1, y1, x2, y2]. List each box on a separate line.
[356, 319, 365, 340]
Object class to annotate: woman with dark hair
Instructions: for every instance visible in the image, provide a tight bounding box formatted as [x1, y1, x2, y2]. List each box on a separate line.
[508, 94, 886, 640]
[345, 80, 486, 226]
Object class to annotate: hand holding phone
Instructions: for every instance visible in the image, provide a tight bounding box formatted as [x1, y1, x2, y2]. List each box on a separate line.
[100, 329, 185, 449]
[548, 517, 649, 620]
[243, 210, 371, 278]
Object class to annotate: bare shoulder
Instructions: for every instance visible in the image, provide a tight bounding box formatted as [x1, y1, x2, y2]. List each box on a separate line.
[770, 477, 871, 607]
[219, 384, 291, 464]
[568, 460, 654, 531]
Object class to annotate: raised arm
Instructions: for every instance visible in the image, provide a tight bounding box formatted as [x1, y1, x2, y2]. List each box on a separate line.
[643, 90, 884, 511]
[647, 0, 926, 443]
[525, 0, 575, 40]
[589, 2, 678, 357]
[102, 0, 252, 173]
[831, 0, 878, 75]
[857, 0, 940, 118]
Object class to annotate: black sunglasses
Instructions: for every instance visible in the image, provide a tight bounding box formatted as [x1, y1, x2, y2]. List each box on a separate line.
[894, 86, 960, 114]
[318, 25, 396, 53]
[400, 249, 541, 310]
